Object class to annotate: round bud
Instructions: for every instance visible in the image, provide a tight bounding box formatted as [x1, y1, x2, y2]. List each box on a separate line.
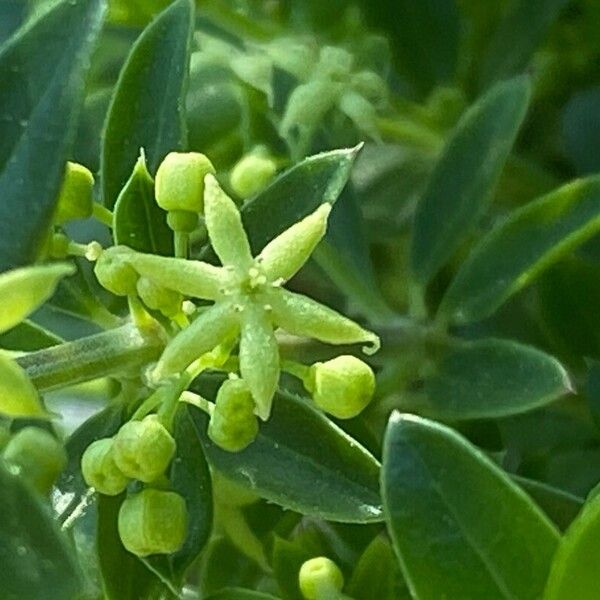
[113, 415, 176, 483]
[155, 152, 216, 214]
[118, 489, 187, 557]
[3, 427, 67, 494]
[136, 277, 182, 318]
[54, 162, 94, 224]
[299, 557, 344, 600]
[81, 438, 129, 496]
[208, 379, 259, 452]
[94, 246, 138, 296]
[230, 152, 277, 199]
[308, 356, 375, 419]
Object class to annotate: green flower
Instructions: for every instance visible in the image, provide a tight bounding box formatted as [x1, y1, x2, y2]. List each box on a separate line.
[101, 175, 379, 420]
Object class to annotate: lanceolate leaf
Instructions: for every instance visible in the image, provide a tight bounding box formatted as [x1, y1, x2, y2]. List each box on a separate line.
[544, 492, 600, 599]
[0, 354, 47, 418]
[113, 152, 173, 255]
[410, 76, 531, 289]
[0, 0, 106, 272]
[0, 462, 83, 599]
[101, 0, 194, 208]
[382, 413, 560, 600]
[440, 177, 600, 325]
[188, 389, 382, 523]
[410, 337, 571, 420]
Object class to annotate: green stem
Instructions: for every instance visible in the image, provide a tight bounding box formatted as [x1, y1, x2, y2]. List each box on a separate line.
[281, 359, 311, 386]
[16, 323, 165, 392]
[92, 203, 114, 228]
[174, 231, 189, 259]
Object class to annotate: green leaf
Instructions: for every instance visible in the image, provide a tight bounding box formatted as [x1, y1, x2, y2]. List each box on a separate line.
[479, 0, 570, 89]
[144, 404, 213, 585]
[0, 0, 106, 272]
[205, 589, 281, 600]
[101, 0, 194, 208]
[113, 152, 173, 255]
[0, 263, 75, 334]
[513, 475, 583, 532]
[439, 177, 600, 325]
[409, 337, 571, 420]
[0, 354, 47, 418]
[271, 535, 313, 600]
[188, 389, 382, 523]
[544, 492, 600, 599]
[97, 494, 166, 600]
[0, 320, 62, 352]
[410, 76, 531, 289]
[382, 413, 560, 600]
[0, 461, 83, 599]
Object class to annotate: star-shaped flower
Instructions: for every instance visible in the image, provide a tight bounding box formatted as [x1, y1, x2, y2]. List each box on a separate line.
[103, 174, 379, 420]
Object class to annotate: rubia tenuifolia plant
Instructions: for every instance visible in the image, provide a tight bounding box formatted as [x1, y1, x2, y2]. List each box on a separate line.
[3, 0, 600, 599]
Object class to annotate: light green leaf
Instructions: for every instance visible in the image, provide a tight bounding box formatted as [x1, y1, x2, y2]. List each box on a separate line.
[410, 76, 531, 289]
[440, 177, 600, 324]
[0, 461, 83, 599]
[188, 386, 382, 523]
[101, 0, 194, 208]
[113, 152, 173, 256]
[408, 337, 571, 420]
[0, 354, 46, 418]
[479, 0, 570, 89]
[0, 263, 74, 334]
[544, 492, 600, 599]
[0, 0, 106, 272]
[382, 413, 559, 600]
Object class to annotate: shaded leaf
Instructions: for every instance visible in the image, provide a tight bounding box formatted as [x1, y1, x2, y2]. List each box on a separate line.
[440, 177, 600, 325]
[410, 76, 531, 289]
[205, 589, 281, 600]
[101, 0, 194, 208]
[0, 320, 62, 352]
[382, 413, 559, 600]
[0, 0, 106, 271]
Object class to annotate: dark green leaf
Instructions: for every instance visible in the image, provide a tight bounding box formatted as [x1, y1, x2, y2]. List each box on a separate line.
[0, 0, 106, 272]
[188, 390, 382, 523]
[271, 535, 313, 600]
[382, 413, 559, 600]
[0, 0, 25, 45]
[144, 404, 213, 585]
[408, 337, 571, 420]
[410, 77, 531, 289]
[0, 320, 62, 351]
[113, 152, 173, 255]
[479, 0, 570, 89]
[101, 0, 194, 208]
[544, 493, 600, 600]
[205, 589, 281, 600]
[439, 177, 600, 325]
[0, 461, 83, 599]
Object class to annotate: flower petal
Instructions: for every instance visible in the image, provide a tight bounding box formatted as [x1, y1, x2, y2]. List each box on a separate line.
[269, 289, 380, 354]
[257, 203, 331, 283]
[239, 302, 280, 421]
[155, 301, 239, 378]
[204, 174, 253, 271]
[125, 251, 233, 300]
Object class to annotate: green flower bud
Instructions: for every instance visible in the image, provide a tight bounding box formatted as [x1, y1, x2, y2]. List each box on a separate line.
[155, 152, 215, 214]
[118, 489, 187, 556]
[136, 276, 182, 318]
[230, 152, 277, 199]
[113, 415, 176, 482]
[315, 46, 353, 80]
[299, 557, 344, 600]
[94, 246, 138, 296]
[350, 70, 388, 103]
[307, 356, 375, 419]
[81, 438, 129, 496]
[54, 161, 94, 224]
[208, 379, 259, 452]
[3, 427, 67, 494]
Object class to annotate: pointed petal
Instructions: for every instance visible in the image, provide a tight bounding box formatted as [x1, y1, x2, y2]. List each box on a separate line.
[269, 289, 380, 354]
[204, 174, 253, 270]
[239, 302, 280, 420]
[155, 302, 239, 378]
[125, 251, 233, 300]
[257, 203, 331, 282]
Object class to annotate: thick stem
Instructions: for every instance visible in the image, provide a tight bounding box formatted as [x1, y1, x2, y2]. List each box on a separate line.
[16, 323, 165, 392]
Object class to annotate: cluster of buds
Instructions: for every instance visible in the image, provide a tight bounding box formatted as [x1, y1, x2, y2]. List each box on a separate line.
[81, 414, 187, 556]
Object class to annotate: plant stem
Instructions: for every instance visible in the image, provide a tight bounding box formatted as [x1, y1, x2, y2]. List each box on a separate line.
[174, 231, 189, 259]
[16, 322, 165, 392]
[92, 203, 114, 228]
